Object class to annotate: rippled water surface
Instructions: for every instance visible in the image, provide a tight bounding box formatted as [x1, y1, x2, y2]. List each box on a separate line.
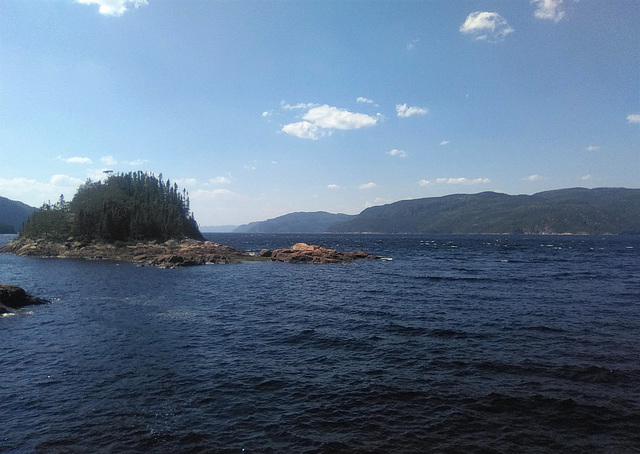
[1, 233, 639, 453]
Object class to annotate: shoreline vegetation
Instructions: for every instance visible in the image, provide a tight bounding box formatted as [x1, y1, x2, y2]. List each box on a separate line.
[0, 172, 378, 267]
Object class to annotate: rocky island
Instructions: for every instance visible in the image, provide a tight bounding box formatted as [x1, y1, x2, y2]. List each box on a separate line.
[1, 172, 377, 268]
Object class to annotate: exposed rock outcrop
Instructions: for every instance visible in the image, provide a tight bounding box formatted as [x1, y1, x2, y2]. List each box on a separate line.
[0, 284, 49, 314]
[1, 239, 379, 267]
[264, 243, 378, 263]
[0, 238, 253, 269]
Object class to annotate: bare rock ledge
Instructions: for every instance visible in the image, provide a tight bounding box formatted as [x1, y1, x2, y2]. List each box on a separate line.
[1, 239, 378, 268]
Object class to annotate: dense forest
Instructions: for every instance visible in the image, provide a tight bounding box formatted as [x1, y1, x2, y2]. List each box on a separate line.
[21, 172, 204, 242]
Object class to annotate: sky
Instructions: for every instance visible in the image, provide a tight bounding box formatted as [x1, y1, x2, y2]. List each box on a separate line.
[1, 0, 638, 226]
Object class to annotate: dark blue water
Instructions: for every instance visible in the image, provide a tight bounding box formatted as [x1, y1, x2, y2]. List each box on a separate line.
[1, 233, 639, 453]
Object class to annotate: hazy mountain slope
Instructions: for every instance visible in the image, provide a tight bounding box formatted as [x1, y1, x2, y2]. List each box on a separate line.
[0, 196, 37, 232]
[328, 188, 640, 234]
[234, 211, 355, 233]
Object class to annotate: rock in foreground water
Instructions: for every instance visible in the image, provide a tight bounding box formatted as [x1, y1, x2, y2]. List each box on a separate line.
[263, 243, 378, 263]
[0, 284, 49, 314]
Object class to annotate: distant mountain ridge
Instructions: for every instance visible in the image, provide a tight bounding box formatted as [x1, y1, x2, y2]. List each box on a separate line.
[328, 188, 640, 234]
[0, 196, 37, 233]
[234, 211, 355, 233]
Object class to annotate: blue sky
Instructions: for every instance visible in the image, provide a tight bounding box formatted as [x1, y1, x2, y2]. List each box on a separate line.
[1, 0, 638, 225]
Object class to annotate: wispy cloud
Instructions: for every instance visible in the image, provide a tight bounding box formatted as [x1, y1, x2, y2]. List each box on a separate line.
[406, 38, 420, 51]
[327, 184, 341, 190]
[396, 103, 429, 118]
[525, 174, 545, 181]
[435, 177, 491, 185]
[586, 145, 600, 152]
[280, 101, 317, 111]
[581, 175, 592, 181]
[57, 155, 93, 164]
[419, 178, 491, 187]
[209, 176, 232, 185]
[357, 97, 374, 104]
[459, 12, 515, 42]
[192, 188, 240, 200]
[439, 140, 449, 146]
[125, 159, 148, 166]
[76, 0, 148, 17]
[100, 155, 117, 166]
[387, 149, 407, 158]
[174, 178, 198, 187]
[358, 182, 378, 190]
[532, 0, 565, 22]
[282, 104, 380, 140]
[0, 175, 84, 206]
[51, 174, 84, 187]
[627, 113, 640, 124]
[365, 197, 391, 208]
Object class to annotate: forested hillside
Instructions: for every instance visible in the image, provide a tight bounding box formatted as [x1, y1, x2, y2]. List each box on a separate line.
[20, 172, 204, 242]
[234, 211, 355, 233]
[328, 188, 640, 234]
[0, 196, 37, 233]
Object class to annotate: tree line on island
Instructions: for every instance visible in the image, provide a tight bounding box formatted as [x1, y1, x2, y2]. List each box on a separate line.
[20, 172, 204, 243]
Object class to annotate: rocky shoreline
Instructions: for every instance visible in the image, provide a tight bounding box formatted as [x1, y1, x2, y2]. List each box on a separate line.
[0, 238, 378, 268]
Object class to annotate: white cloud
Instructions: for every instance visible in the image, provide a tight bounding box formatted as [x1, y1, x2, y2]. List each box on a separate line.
[191, 188, 240, 200]
[387, 149, 407, 158]
[435, 177, 491, 185]
[581, 175, 592, 181]
[174, 178, 198, 187]
[0, 175, 85, 207]
[282, 104, 379, 140]
[439, 140, 449, 146]
[627, 114, 640, 124]
[261, 110, 273, 119]
[396, 103, 429, 118]
[357, 97, 374, 104]
[57, 155, 93, 164]
[76, 0, 148, 17]
[418, 179, 431, 187]
[365, 197, 391, 208]
[124, 159, 148, 166]
[100, 155, 117, 166]
[459, 12, 515, 41]
[525, 174, 545, 181]
[282, 121, 325, 140]
[532, 0, 565, 22]
[305, 105, 379, 130]
[51, 174, 84, 187]
[327, 184, 341, 190]
[209, 176, 232, 185]
[358, 182, 378, 190]
[280, 101, 317, 111]
[586, 145, 600, 152]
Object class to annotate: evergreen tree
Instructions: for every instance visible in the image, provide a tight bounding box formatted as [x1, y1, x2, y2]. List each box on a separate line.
[20, 172, 204, 242]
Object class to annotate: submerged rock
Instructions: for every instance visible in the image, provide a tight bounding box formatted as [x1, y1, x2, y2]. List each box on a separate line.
[0, 284, 49, 314]
[265, 243, 378, 264]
